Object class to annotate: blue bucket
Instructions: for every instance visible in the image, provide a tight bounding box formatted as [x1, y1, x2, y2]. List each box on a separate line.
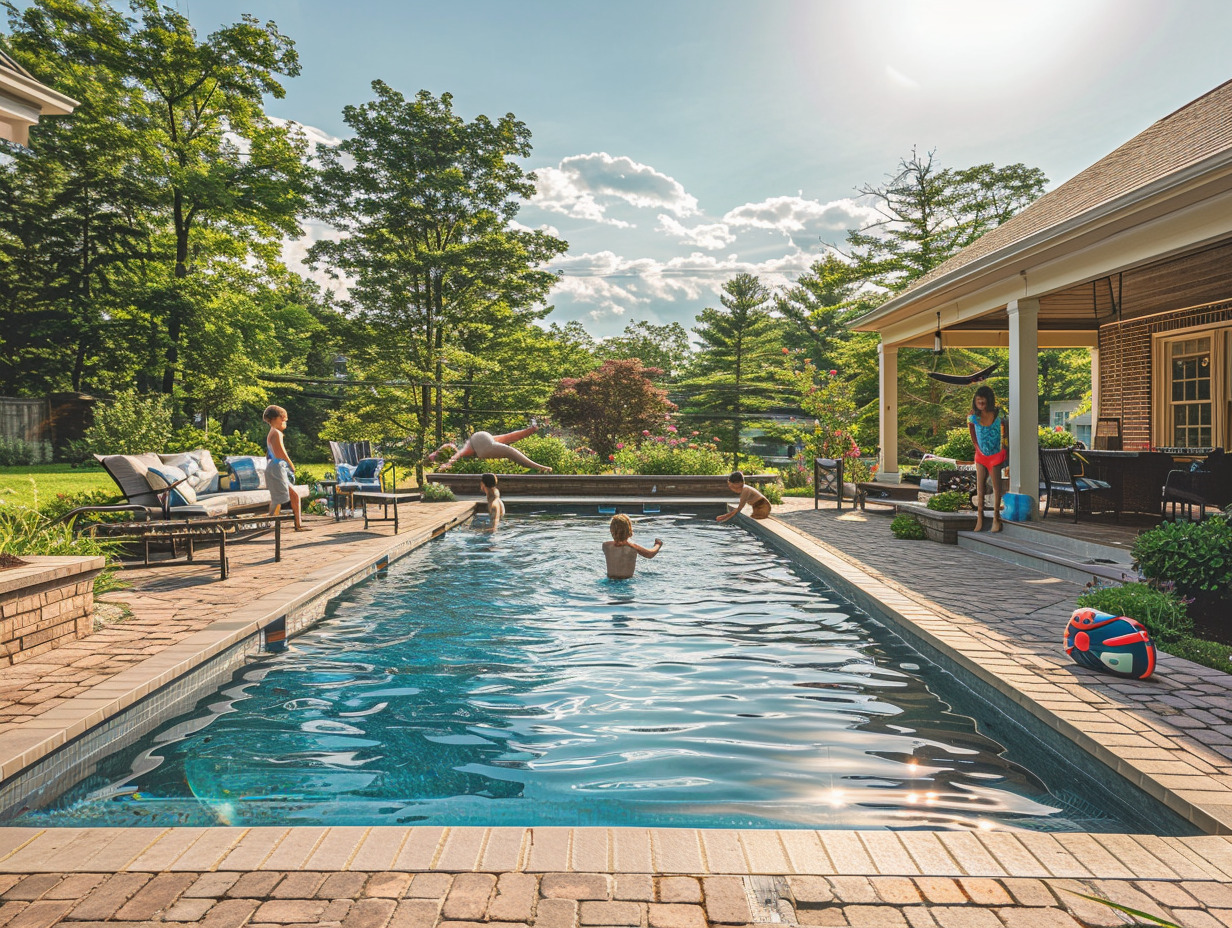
[1002, 493, 1031, 521]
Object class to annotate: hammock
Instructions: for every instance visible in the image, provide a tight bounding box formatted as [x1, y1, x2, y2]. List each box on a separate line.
[926, 362, 999, 386]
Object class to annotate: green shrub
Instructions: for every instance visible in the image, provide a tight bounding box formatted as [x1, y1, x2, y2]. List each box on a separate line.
[1166, 637, 1232, 675]
[1076, 581, 1193, 644]
[612, 440, 728, 475]
[927, 490, 969, 512]
[891, 514, 927, 540]
[84, 392, 173, 456]
[36, 488, 126, 525]
[918, 458, 955, 480]
[0, 506, 121, 594]
[167, 425, 261, 458]
[1039, 426, 1076, 448]
[762, 481, 784, 505]
[1132, 518, 1232, 597]
[59, 438, 98, 466]
[421, 481, 457, 502]
[442, 435, 602, 475]
[783, 486, 814, 497]
[0, 437, 54, 466]
[932, 427, 974, 462]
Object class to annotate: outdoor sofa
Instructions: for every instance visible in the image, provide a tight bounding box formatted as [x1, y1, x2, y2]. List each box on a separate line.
[96, 450, 308, 518]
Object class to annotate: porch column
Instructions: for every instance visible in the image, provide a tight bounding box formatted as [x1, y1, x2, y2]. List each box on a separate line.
[1090, 344, 1100, 431]
[877, 341, 899, 483]
[1007, 298, 1040, 514]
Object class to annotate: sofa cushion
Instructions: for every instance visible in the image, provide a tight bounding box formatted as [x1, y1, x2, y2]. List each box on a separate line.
[197, 484, 308, 513]
[96, 453, 164, 507]
[225, 456, 266, 491]
[160, 449, 219, 494]
[145, 465, 198, 507]
[168, 497, 230, 518]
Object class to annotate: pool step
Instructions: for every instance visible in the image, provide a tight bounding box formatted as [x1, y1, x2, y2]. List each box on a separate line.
[957, 529, 1139, 586]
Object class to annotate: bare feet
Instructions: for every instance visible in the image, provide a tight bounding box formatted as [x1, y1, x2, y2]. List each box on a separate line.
[973, 517, 985, 532]
[535, 464, 552, 473]
[991, 519, 1003, 533]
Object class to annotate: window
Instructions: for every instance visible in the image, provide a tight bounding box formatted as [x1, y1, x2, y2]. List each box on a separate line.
[1168, 337, 1212, 448]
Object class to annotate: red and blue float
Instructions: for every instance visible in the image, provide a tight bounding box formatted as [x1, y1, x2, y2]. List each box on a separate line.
[1064, 607, 1156, 679]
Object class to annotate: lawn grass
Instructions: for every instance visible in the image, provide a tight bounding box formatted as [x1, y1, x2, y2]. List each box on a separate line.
[0, 464, 116, 510]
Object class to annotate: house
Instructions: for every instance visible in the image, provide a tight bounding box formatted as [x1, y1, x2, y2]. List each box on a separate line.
[0, 48, 76, 149]
[1048, 400, 1092, 447]
[851, 80, 1232, 514]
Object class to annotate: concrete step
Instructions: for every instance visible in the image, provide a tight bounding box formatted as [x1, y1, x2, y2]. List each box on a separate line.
[995, 518, 1138, 559]
[957, 530, 1139, 586]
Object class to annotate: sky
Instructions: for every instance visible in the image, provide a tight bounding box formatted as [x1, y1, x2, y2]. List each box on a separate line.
[15, 0, 1232, 338]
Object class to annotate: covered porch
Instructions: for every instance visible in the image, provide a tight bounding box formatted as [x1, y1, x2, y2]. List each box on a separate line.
[853, 79, 1232, 521]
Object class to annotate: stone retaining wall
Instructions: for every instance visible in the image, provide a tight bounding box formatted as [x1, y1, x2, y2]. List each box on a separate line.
[0, 556, 104, 665]
[427, 473, 777, 497]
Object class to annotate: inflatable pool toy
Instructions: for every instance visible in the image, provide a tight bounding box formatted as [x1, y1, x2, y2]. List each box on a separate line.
[1064, 607, 1155, 679]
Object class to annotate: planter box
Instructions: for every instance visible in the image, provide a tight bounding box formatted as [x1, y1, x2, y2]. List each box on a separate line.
[427, 473, 778, 498]
[894, 501, 979, 544]
[0, 556, 105, 665]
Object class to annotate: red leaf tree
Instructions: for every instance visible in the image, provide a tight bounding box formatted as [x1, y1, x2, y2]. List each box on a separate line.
[548, 359, 676, 459]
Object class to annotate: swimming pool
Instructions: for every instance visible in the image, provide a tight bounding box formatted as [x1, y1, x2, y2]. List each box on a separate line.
[6, 511, 1171, 830]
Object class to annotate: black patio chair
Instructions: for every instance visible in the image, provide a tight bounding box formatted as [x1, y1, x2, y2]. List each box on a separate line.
[813, 458, 844, 510]
[1039, 447, 1112, 522]
[1162, 448, 1230, 521]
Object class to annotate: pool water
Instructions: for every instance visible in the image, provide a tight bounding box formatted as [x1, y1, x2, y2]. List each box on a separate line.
[14, 511, 1147, 830]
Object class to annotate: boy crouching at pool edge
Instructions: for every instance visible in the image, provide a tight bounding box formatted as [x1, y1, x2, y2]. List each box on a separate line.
[717, 470, 771, 522]
[603, 513, 662, 579]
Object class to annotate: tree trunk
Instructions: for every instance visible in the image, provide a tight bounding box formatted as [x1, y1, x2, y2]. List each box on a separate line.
[163, 193, 190, 394]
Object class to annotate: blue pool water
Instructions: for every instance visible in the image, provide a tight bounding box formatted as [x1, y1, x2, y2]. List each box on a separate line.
[12, 511, 1150, 830]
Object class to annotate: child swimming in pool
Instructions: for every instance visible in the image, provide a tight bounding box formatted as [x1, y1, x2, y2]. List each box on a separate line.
[481, 472, 504, 531]
[602, 513, 662, 579]
[716, 470, 771, 522]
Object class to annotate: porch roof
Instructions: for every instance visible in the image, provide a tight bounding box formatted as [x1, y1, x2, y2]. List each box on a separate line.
[0, 48, 77, 148]
[853, 79, 1232, 345]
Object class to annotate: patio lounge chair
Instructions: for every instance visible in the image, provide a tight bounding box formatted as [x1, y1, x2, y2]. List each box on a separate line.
[329, 440, 394, 492]
[1039, 447, 1112, 522]
[1162, 448, 1231, 521]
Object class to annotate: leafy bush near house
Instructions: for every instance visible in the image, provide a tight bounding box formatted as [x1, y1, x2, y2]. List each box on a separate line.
[891, 514, 927, 540]
[1076, 581, 1193, 644]
[926, 490, 969, 512]
[918, 458, 957, 480]
[0, 438, 54, 466]
[421, 482, 456, 502]
[0, 506, 121, 594]
[932, 428, 974, 462]
[1132, 516, 1232, 597]
[83, 392, 173, 456]
[1165, 637, 1232, 676]
[167, 424, 262, 458]
[762, 481, 783, 505]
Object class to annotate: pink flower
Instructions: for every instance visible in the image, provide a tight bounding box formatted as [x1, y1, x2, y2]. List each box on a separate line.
[608, 454, 615, 461]
[691, 430, 699, 436]
[667, 425, 677, 433]
[829, 369, 837, 376]
[642, 430, 650, 436]
[616, 443, 625, 450]
[712, 436, 720, 442]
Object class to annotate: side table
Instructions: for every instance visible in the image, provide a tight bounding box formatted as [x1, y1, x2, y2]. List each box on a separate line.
[353, 490, 422, 533]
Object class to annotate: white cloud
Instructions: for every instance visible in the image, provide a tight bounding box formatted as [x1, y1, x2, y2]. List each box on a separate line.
[723, 195, 879, 239]
[655, 214, 736, 250]
[530, 152, 697, 225]
[510, 219, 562, 237]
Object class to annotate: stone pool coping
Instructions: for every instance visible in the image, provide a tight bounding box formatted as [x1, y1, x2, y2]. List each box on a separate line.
[0, 502, 475, 786]
[744, 508, 1232, 836]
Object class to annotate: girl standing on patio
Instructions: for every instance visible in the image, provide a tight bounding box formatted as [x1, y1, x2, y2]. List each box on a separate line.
[430, 424, 553, 472]
[967, 385, 1008, 533]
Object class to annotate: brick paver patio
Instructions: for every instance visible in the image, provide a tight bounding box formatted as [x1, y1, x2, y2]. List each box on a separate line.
[2, 498, 1232, 927]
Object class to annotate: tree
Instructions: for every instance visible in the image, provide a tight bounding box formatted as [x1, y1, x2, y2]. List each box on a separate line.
[548, 359, 675, 459]
[595, 320, 691, 379]
[680, 274, 783, 467]
[4, 0, 313, 397]
[843, 148, 1046, 293]
[836, 150, 1048, 453]
[309, 83, 567, 471]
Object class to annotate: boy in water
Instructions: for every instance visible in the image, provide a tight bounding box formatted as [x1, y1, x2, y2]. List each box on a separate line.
[716, 470, 771, 522]
[602, 513, 662, 579]
[481, 472, 504, 530]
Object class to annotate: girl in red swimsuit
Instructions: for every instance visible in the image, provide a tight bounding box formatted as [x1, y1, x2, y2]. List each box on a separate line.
[967, 385, 1008, 532]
